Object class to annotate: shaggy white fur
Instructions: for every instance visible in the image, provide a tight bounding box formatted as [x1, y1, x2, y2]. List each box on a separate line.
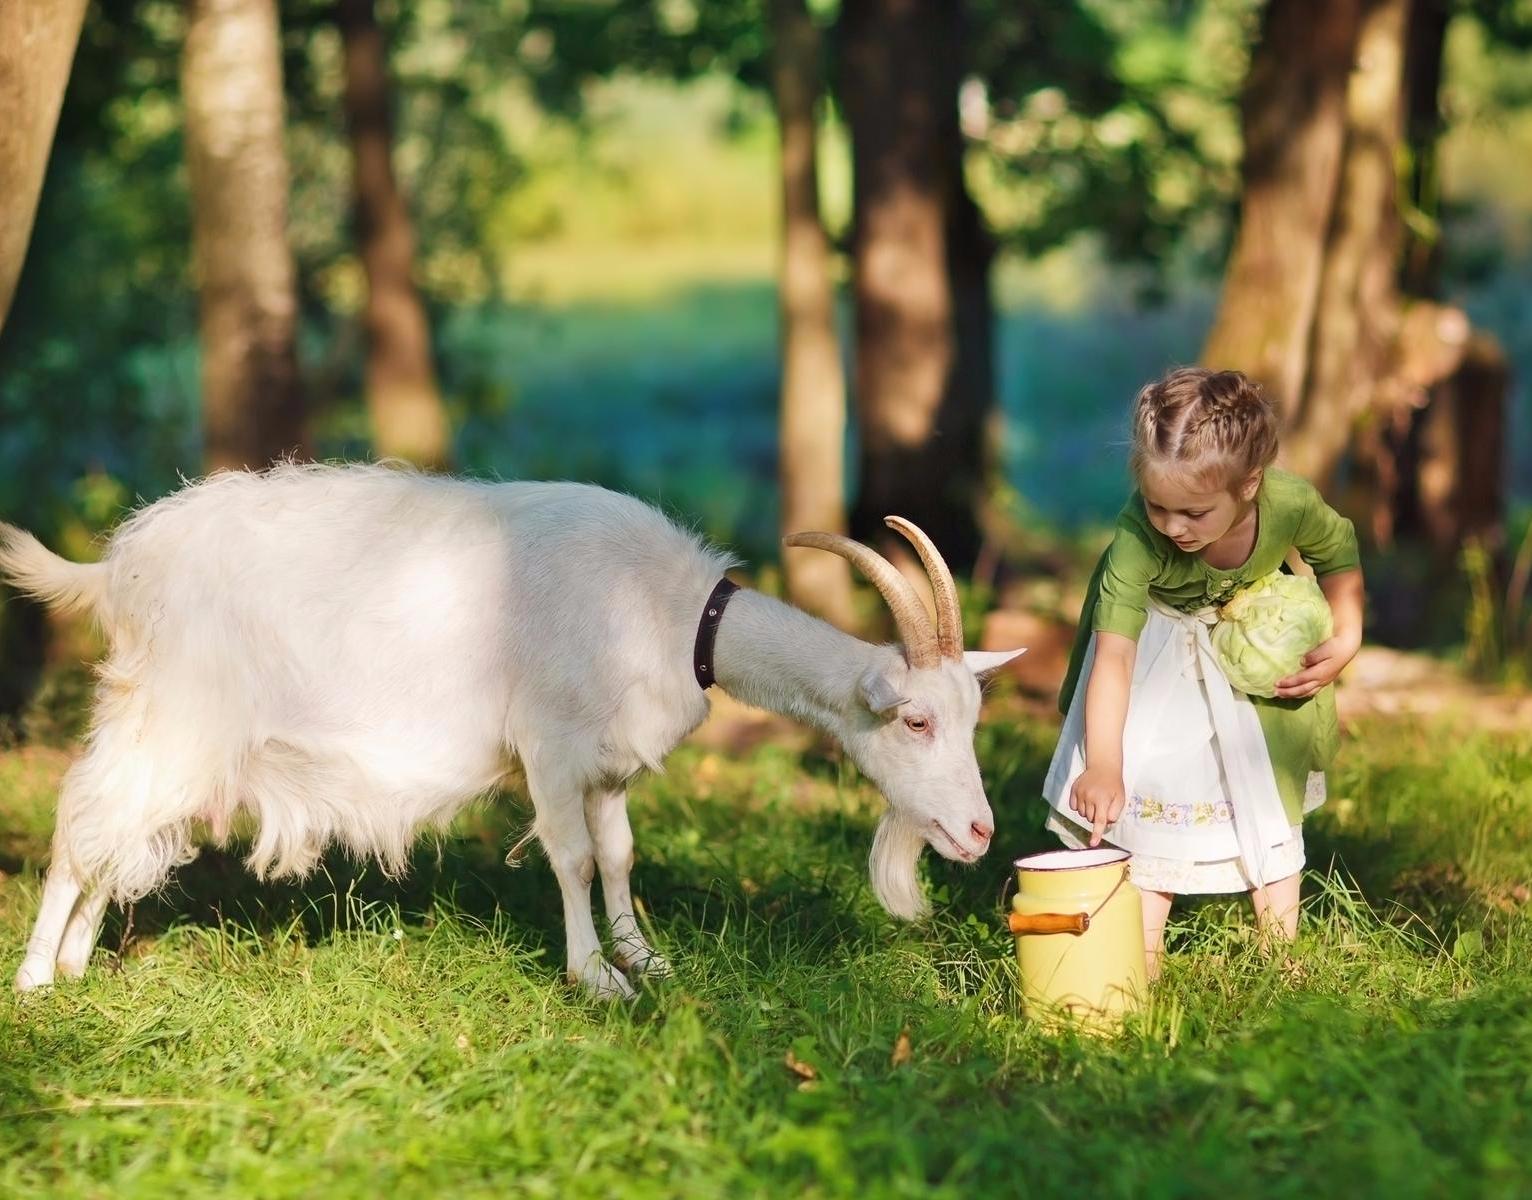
[2, 463, 1022, 997]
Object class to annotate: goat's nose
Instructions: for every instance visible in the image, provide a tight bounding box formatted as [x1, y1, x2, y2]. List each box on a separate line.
[970, 820, 993, 844]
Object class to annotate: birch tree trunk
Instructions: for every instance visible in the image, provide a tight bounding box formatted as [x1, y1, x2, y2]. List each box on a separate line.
[0, 0, 88, 331]
[339, 0, 451, 469]
[771, 0, 855, 627]
[184, 0, 308, 471]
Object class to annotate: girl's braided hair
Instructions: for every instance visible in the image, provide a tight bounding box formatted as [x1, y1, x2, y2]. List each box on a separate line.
[1128, 367, 1278, 488]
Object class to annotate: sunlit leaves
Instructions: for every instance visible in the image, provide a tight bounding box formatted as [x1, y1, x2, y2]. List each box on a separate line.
[970, 0, 1258, 268]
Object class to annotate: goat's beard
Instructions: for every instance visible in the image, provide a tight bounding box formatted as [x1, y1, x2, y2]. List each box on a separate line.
[868, 809, 930, 920]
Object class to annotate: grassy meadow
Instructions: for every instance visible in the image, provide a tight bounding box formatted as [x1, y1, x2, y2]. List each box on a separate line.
[4, 44, 1532, 1200]
[2, 696, 1530, 1199]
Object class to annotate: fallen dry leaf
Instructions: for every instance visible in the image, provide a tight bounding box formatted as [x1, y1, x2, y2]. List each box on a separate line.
[784, 1049, 818, 1082]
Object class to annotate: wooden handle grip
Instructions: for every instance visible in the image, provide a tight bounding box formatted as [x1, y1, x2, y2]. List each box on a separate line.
[1008, 911, 1090, 936]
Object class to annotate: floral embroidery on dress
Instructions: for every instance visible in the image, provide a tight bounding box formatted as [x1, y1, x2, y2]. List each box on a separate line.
[1127, 794, 1234, 826]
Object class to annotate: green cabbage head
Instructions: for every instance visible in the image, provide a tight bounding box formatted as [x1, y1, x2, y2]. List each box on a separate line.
[1209, 570, 1334, 697]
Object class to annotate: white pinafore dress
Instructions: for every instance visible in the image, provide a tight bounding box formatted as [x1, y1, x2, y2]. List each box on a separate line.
[1043, 599, 1324, 894]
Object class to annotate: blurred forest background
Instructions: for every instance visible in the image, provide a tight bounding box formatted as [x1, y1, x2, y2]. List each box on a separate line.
[2, 0, 1531, 723]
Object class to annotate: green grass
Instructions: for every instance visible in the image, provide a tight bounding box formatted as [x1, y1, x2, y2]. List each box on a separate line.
[2, 707, 1530, 1198]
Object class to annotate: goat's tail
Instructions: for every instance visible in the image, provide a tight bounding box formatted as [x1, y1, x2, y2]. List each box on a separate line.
[0, 524, 108, 617]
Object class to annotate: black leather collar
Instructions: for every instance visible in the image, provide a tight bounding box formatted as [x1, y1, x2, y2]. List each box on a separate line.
[693, 578, 740, 689]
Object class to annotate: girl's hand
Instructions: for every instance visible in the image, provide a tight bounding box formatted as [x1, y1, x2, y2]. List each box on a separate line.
[1273, 628, 1362, 699]
[1070, 765, 1127, 847]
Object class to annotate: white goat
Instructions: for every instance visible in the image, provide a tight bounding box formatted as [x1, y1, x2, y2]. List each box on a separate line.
[2, 463, 1022, 997]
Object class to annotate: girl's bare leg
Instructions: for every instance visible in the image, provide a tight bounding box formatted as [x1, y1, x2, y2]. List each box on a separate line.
[1141, 888, 1173, 981]
[1250, 870, 1301, 944]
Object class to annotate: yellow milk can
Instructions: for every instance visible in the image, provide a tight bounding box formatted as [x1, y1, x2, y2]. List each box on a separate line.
[1009, 847, 1146, 1030]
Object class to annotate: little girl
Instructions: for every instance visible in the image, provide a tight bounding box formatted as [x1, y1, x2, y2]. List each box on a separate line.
[1043, 367, 1364, 977]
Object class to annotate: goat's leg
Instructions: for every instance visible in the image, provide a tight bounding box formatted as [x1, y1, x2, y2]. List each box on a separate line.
[56, 889, 111, 978]
[585, 787, 669, 978]
[16, 859, 83, 991]
[527, 766, 634, 1000]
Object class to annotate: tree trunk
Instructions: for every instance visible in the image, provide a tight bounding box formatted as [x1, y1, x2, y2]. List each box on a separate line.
[1207, 0, 1509, 569]
[0, 0, 88, 332]
[1201, 0, 1362, 423]
[1286, 0, 1409, 485]
[184, 0, 308, 472]
[1377, 0, 1505, 552]
[1347, 0, 1508, 553]
[939, 3, 998, 574]
[770, 0, 855, 629]
[1393, 332, 1508, 551]
[338, 0, 452, 469]
[1400, 0, 1449, 295]
[841, 0, 985, 571]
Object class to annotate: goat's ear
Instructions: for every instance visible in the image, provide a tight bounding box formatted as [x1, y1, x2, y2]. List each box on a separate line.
[964, 648, 1026, 680]
[857, 668, 908, 714]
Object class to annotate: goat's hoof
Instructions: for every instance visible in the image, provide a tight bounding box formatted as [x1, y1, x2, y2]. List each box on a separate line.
[55, 954, 90, 980]
[570, 957, 636, 1002]
[619, 950, 672, 980]
[611, 933, 671, 979]
[14, 961, 55, 993]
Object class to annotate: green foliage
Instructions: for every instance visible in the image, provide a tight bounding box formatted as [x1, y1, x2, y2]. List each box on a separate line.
[969, 0, 1259, 273]
[2, 713, 1531, 1195]
[1461, 522, 1532, 686]
[1463, 538, 1505, 678]
[523, 0, 1261, 271]
[1, 0, 1529, 637]
[280, 0, 526, 311]
[525, 0, 772, 101]
[0, 1, 195, 539]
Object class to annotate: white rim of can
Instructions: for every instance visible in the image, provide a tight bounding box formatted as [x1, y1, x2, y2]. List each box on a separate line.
[1013, 847, 1130, 872]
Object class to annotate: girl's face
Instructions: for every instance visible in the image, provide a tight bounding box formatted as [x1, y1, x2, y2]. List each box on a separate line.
[1140, 467, 1260, 553]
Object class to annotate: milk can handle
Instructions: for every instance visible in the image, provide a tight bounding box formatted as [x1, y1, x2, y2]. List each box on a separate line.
[1003, 864, 1131, 938]
[1008, 911, 1090, 935]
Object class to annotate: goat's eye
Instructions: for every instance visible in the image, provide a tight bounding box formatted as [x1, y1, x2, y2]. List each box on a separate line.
[904, 716, 930, 734]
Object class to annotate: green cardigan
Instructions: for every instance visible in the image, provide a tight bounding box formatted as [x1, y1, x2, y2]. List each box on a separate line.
[1060, 469, 1361, 823]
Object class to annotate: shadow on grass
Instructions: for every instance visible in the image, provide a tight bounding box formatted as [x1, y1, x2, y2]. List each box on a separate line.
[113, 827, 564, 968]
[89, 715, 1062, 972]
[0, 1020, 51, 1116]
[102, 811, 887, 980]
[749, 978, 1532, 1195]
[1303, 824, 1495, 942]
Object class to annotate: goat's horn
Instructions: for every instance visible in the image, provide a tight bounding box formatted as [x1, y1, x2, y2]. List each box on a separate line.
[884, 516, 963, 661]
[783, 531, 939, 668]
